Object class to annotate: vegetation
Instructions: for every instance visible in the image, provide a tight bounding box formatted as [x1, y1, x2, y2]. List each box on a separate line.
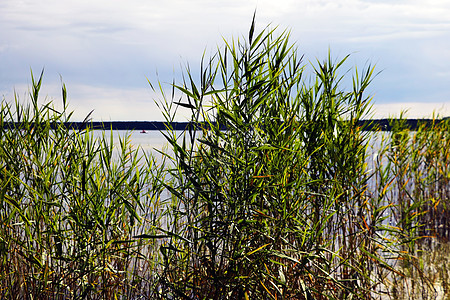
[367, 114, 450, 298]
[1, 18, 450, 299]
[0, 71, 167, 298]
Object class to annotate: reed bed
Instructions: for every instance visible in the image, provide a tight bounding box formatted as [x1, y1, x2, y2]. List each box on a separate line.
[373, 115, 450, 239]
[367, 115, 450, 298]
[148, 19, 419, 299]
[0, 71, 168, 299]
[1, 18, 450, 299]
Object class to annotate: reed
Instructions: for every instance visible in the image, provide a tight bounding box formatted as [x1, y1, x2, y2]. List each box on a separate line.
[373, 113, 450, 239]
[149, 17, 412, 299]
[0, 71, 167, 298]
[366, 112, 450, 297]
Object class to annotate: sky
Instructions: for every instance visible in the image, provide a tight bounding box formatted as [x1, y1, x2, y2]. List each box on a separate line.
[1, 0, 450, 121]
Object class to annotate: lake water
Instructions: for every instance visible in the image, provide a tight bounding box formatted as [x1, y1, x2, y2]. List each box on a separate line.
[92, 130, 168, 153]
[99, 129, 383, 157]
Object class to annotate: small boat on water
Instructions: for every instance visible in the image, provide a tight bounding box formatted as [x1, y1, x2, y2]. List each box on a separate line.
[140, 130, 147, 134]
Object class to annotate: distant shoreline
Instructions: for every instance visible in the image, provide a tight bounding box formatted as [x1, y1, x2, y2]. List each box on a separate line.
[2, 119, 446, 131]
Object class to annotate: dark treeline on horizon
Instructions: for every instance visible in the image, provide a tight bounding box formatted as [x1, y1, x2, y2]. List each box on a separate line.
[2, 119, 448, 131]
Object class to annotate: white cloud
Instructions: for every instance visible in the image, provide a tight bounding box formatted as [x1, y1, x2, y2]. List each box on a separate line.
[372, 102, 450, 119]
[1, 0, 450, 120]
[3, 81, 163, 121]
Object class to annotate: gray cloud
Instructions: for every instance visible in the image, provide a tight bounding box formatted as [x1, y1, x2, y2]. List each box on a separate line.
[1, 0, 450, 120]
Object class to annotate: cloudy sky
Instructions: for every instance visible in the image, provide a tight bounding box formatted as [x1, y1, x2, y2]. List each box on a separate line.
[1, 0, 450, 121]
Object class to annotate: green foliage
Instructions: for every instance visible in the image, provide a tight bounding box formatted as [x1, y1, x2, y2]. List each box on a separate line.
[0, 71, 166, 298]
[368, 113, 450, 297]
[374, 113, 450, 240]
[150, 18, 400, 299]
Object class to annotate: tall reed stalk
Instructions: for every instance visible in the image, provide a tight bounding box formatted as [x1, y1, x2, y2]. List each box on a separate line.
[149, 17, 410, 299]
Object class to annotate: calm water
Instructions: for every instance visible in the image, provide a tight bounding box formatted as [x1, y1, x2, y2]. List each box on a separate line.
[99, 129, 383, 155]
[96, 129, 383, 164]
[92, 130, 168, 152]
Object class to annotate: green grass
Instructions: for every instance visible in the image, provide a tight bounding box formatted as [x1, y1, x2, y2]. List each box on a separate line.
[1, 17, 450, 299]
